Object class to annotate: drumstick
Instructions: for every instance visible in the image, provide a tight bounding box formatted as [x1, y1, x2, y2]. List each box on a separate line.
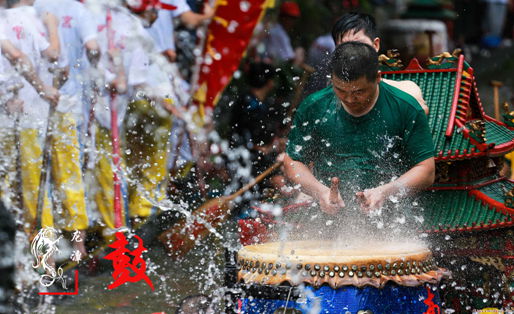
[329, 177, 339, 204]
[159, 161, 282, 258]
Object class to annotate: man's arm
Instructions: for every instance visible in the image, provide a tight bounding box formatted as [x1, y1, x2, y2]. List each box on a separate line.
[357, 157, 435, 211]
[0, 39, 59, 106]
[85, 39, 101, 67]
[178, 4, 214, 28]
[40, 11, 60, 62]
[382, 79, 429, 115]
[283, 153, 344, 214]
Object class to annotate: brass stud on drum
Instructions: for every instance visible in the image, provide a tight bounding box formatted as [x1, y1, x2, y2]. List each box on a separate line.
[314, 264, 321, 271]
[296, 264, 303, 270]
[310, 270, 317, 277]
[319, 271, 325, 277]
[268, 263, 273, 270]
[392, 262, 398, 269]
[276, 263, 281, 269]
[369, 265, 375, 271]
[323, 265, 330, 272]
[357, 271, 363, 278]
[348, 271, 354, 277]
[286, 262, 292, 270]
[385, 263, 391, 270]
[400, 262, 404, 269]
[272, 269, 277, 276]
[360, 265, 367, 271]
[338, 271, 345, 278]
[366, 271, 372, 278]
[329, 271, 335, 277]
[398, 269, 404, 275]
[251, 268, 256, 273]
[264, 269, 270, 275]
[280, 269, 286, 275]
[377, 264, 383, 271]
[351, 265, 358, 271]
[374, 271, 381, 278]
[305, 264, 311, 271]
[333, 266, 340, 272]
[342, 265, 349, 272]
[391, 270, 397, 276]
[382, 271, 388, 276]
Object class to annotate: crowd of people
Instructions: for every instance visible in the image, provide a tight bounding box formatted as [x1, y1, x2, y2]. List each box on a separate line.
[0, 0, 442, 253]
[0, 0, 217, 256]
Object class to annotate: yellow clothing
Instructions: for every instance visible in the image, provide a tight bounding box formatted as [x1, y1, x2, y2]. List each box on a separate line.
[505, 151, 514, 179]
[92, 125, 128, 230]
[125, 100, 172, 218]
[20, 112, 88, 231]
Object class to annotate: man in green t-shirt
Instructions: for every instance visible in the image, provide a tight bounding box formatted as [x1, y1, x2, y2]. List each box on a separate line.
[284, 42, 435, 215]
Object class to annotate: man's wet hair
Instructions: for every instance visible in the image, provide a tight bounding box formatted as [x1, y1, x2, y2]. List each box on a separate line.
[247, 62, 275, 89]
[329, 41, 378, 82]
[331, 12, 378, 44]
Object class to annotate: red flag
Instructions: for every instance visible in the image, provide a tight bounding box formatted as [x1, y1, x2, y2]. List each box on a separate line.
[193, 0, 267, 111]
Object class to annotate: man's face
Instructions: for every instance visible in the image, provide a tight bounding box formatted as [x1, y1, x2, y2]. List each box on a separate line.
[336, 29, 380, 52]
[332, 74, 380, 116]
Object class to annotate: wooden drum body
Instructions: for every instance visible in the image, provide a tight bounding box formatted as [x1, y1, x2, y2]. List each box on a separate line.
[236, 241, 447, 313]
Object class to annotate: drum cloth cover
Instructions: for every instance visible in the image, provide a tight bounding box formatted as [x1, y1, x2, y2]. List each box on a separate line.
[237, 240, 448, 289]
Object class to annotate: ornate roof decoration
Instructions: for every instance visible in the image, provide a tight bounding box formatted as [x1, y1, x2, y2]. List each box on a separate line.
[421, 178, 514, 233]
[381, 51, 514, 162]
[502, 102, 514, 128]
[382, 51, 514, 233]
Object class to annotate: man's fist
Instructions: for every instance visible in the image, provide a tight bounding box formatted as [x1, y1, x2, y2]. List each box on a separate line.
[41, 85, 60, 107]
[318, 184, 344, 215]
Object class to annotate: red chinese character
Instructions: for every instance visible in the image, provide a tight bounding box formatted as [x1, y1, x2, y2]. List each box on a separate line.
[423, 286, 441, 314]
[12, 26, 23, 40]
[104, 232, 154, 291]
[62, 16, 73, 28]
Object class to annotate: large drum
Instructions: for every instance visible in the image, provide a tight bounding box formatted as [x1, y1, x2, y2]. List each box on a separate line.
[237, 240, 447, 313]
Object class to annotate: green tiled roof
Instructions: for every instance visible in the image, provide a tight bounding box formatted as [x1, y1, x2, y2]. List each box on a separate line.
[437, 131, 476, 157]
[383, 58, 514, 160]
[477, 179, 514, 203]
[421, 181, 514, 232]
[485, 121, 514, 147]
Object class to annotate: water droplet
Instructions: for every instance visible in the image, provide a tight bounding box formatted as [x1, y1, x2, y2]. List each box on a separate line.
[239, 1, 250, 12]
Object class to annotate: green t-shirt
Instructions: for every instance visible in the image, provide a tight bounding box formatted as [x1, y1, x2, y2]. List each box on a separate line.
[286, 81, 434, 196]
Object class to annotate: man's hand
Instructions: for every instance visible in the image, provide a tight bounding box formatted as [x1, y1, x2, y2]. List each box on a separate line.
[317, 186, 344, 215]
[356, 185, 389, 213]
[202, 3, 215, 20]
[41, 85, 60, 107]
[163, 49, 177, 63]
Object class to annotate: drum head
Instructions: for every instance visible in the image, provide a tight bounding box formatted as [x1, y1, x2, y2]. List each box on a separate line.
[237, 241, 448, 288]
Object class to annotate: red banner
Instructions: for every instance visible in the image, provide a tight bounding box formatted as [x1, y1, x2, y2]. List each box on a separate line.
[193, 0, 267, 111]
